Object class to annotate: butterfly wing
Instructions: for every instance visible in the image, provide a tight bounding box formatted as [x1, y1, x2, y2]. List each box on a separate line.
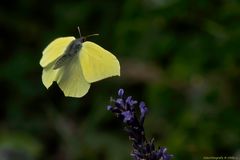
[40, 37, 75, 67]
[42, 61, 61, 89]
[57, 53, 90, 98]
[80, 41, 120, 83]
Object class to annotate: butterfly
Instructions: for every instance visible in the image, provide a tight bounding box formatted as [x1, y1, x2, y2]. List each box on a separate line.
[40, 28, 120, 98]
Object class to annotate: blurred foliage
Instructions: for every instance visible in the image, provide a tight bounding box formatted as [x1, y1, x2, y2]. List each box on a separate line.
[0, 0, 240, 159]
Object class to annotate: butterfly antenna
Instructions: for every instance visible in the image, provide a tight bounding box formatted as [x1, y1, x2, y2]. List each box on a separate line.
[85, 33, 100, 38]
[77, 26, 82, 37]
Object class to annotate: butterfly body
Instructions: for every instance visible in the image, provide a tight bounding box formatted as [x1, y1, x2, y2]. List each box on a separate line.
[54, 38, 83, 69]
[40, 35, 120, 98]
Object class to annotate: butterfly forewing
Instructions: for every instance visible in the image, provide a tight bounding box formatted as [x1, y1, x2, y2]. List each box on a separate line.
[40, 37, 75, 68]
[80, 41, 120, 83]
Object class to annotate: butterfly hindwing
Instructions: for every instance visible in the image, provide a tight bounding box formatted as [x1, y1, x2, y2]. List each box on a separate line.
[57, 53, 90, 97]
[42, 61, 60, 89]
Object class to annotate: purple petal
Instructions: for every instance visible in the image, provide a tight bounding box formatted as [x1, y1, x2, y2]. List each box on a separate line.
[115, 98, 125, 108]
[107, 105, 113, 110]
[139, 102, 148, 117]
[157, 147, 173, 160]
[126, 96, 138, 106]
[121, 111, 134, 123]
[118, 88, 124, 96]
[126, 96, 132, 104]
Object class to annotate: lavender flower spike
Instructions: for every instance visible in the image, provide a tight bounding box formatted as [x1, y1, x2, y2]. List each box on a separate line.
[107, 89, 173, 160]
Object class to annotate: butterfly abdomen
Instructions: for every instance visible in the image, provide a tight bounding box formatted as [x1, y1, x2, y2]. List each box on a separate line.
[54, 38, 83, 69]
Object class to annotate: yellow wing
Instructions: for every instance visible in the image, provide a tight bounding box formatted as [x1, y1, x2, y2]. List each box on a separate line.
[42, 61, 61, 89]
[57, 53, 90, 98]
[80, 41, 120, 83]
[40, 37, 75, 67]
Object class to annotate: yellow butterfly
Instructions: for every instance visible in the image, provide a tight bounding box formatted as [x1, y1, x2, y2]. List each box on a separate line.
[40, 28, 120, 98]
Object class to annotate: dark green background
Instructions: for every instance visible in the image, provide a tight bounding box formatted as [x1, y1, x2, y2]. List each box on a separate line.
[0, 0, 239, 159]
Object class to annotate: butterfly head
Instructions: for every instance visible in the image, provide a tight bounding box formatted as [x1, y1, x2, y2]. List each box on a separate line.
[77, 26, 99, 43]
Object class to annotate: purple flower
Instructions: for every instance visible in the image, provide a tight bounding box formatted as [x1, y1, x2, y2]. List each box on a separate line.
[107, 105, 113, 111]
[115, 98, 125, 108]
[126, 96, 138, 107]
[139, 101, 148, 125]
[121, 111, 134, 123]
[139, 102, 148, 116]
[118, 88, 124, 97]
[107, 89, 173, 160]
[157, 147, 173, 160]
